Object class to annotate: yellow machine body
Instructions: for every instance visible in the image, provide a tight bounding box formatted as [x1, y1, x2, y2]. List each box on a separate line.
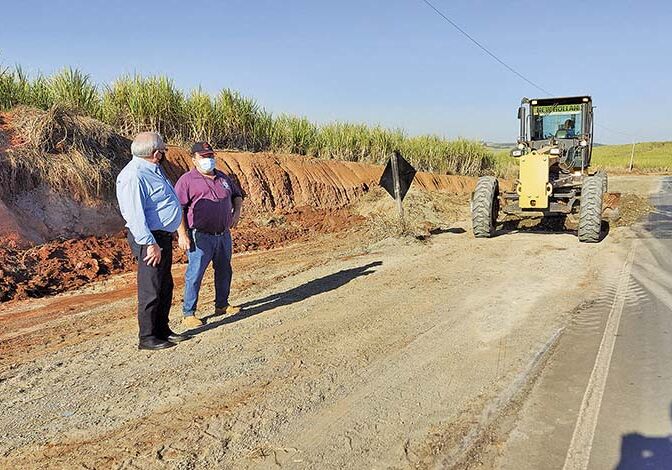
[516, 153, 553, 209]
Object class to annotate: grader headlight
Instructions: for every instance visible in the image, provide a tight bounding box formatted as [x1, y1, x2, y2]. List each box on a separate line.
[550, 148, 561, 156]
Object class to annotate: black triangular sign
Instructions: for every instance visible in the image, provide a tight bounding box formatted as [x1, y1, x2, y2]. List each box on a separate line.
[379, 151, 416, 201]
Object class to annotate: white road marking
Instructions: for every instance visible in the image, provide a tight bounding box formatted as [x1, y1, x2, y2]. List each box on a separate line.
[562, 242, 638, 470]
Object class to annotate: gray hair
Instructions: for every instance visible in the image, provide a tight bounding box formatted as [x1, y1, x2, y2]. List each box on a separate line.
[131, 132, 165, 157]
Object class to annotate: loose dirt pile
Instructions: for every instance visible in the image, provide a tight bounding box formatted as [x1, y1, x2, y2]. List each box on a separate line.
[611, 193, 654, 227]
[0, 233, 134, 301]
[355, 187, 471, 239]
[0, 207, 362, 302]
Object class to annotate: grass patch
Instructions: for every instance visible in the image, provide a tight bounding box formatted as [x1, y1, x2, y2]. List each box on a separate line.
[592, 142, 672, 173]
[0, 106, 131, 201]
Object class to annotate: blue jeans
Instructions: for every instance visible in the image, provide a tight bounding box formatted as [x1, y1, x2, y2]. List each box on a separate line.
[183, 230, 233, 316]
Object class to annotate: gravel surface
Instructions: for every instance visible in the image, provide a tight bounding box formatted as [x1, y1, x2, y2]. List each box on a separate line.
[0, 177, 656, 469]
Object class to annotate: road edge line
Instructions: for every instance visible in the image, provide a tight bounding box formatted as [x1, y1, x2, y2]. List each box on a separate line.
[562, 241, 638, 470]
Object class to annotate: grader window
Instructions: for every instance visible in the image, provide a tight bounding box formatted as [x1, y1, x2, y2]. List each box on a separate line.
[531, 104, 583, 140]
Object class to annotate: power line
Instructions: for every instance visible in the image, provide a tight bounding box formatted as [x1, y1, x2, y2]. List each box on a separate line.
[420, 0, 637, 141]
[419, 0, 553, 96]
[595, 123, 636, 140]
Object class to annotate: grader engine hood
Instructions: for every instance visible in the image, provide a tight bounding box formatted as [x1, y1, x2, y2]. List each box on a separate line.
[517, 149, 554, 209]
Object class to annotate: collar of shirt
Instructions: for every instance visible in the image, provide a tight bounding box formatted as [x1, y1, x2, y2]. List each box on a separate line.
[135, 156, 174, 181]
[132, 156, 164, 174]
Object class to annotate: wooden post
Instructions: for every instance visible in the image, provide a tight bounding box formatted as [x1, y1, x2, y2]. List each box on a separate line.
[628, 142, 636, 172]
[390, 152, 404, 221]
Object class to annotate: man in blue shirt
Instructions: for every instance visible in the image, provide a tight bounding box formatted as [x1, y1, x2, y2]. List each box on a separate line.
[116, 132, 189, 350]
[565, 119, 576, 138]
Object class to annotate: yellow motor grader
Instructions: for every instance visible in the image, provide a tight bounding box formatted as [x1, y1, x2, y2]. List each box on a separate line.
[472, 95, 606, 242]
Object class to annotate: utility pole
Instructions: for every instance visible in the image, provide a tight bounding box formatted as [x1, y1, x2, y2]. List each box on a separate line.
[628, 142, 636, 172]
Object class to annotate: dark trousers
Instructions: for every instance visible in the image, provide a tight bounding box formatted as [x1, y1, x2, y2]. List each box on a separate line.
[127, 231, 174, 340]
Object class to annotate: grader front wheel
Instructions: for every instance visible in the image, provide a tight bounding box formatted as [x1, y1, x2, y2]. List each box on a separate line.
[595, 170, 608, 193]
[578, 175, 604, 243]
[471, 176, 499, 238]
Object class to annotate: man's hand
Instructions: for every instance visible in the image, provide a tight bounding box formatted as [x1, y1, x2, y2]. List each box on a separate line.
[178, 233, 192, 252]
[230, 211, 241, 229]
[143, 243, 162, 267]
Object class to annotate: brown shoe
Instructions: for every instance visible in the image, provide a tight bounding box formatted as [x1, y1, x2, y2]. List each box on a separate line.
[182, 315, 204, 328]
[215, 304, 241, 316]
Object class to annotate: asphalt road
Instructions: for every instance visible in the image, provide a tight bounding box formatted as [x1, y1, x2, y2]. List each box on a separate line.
[496, 177, 672, 470]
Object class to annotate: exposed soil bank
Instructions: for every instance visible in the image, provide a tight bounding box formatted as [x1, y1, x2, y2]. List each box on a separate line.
[162, 147, 478, 214]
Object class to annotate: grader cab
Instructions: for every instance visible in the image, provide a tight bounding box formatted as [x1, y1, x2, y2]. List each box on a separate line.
[471, 95, 607, 243]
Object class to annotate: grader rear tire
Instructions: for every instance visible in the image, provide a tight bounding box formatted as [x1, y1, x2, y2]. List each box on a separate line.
[578, 175, 604, 243]
[471, 176, 499, 238]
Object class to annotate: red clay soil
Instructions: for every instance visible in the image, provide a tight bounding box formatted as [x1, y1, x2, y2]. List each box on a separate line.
[0, 232, 134, 302]
[0, 207, 361, 302]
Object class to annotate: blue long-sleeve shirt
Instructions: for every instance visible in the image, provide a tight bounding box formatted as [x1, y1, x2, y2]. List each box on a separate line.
[116, 157, 182, 245]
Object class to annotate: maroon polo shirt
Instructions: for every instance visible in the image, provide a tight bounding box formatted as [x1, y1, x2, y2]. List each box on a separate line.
[174, 169, 242, 233]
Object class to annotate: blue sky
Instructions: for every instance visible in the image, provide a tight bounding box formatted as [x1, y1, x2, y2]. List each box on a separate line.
[1, 0, 670, 144]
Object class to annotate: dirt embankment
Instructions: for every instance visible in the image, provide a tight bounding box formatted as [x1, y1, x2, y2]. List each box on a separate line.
[162, 147, 478, 213]
[0, 110, 481, 302]
[0, 109, 129, 247]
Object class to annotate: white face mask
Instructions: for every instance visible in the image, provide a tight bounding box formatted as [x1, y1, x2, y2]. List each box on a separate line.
[197, 158, 216, 173]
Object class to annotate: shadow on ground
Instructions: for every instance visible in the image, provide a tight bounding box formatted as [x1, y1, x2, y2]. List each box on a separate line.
[187, 261, 382, 335]
[615, 403, 672, 469]
[495, 217, 610, 242]
[430, 227, 467, 235]
[641, 204, 672, 239]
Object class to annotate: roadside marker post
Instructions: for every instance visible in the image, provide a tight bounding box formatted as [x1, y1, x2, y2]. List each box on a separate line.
[379, 151, 417, 222]
[390, 151, 404, 220]
[628, 142, 636, 172]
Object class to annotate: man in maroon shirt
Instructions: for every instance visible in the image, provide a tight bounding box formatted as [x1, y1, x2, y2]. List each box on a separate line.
[175, 142, 243, 328]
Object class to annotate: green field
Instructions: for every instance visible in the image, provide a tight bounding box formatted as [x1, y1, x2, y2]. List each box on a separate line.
[592, 141, 671, 173]
[490, 142, 671, 176]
